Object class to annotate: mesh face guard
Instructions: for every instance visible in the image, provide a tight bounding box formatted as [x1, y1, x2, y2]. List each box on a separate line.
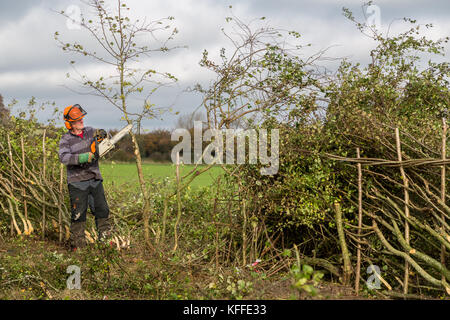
[64, 104, 87, 122]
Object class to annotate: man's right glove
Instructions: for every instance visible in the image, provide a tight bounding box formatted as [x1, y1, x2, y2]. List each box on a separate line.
[94, 129, 107, 141]
[79, 152, 95, 164]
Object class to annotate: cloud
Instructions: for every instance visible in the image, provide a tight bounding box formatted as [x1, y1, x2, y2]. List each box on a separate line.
[0, 0, 45, 27]
[0, 0, 449, 130]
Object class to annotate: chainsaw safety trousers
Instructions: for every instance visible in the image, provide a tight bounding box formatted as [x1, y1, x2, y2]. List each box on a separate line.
[70, 220, 87, 249]
[68, 178, 110, 248]
[68, 179, 109, 222]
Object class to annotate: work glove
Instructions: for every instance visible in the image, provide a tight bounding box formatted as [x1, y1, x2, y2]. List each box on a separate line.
[79, 152, 95, 164]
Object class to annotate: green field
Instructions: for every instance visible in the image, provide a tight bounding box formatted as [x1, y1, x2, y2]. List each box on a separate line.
[99, 162, 224, 188]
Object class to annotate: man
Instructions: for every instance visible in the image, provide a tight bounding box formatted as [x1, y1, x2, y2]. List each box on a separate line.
[58, 104, 111, 250]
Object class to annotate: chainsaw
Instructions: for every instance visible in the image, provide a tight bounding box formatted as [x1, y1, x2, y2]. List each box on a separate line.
[90, 124, 133, 159]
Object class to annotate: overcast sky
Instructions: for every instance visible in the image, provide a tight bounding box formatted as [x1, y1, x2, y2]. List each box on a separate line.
[1, 0, 449, 131]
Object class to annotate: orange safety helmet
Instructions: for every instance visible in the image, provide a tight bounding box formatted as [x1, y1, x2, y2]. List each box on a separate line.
[63, 104, 87, 130]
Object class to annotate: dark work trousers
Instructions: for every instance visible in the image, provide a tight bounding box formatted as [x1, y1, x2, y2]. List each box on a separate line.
[68, 179, 110, 245]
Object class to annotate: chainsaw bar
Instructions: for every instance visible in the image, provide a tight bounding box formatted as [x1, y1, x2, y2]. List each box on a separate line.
[98, 124, 133, 157]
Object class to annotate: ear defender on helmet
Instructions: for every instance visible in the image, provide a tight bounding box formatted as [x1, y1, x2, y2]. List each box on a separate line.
[63, 104, 87, 130]
[65, 120, 72, 130]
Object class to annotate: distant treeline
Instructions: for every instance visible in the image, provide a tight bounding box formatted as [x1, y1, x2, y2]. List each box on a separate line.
[106, 127, 215, 163]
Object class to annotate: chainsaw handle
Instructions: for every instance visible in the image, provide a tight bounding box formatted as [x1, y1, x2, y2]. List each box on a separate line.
[90, 140, 100, 160]
[95, 129, 107, 141]
[90, 129, 107, 161]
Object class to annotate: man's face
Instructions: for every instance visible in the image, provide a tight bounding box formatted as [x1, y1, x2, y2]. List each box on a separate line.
[71, 118, 85, 131]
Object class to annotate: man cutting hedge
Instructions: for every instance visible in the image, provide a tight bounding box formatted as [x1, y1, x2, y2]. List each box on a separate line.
[58, 104, 111, 250]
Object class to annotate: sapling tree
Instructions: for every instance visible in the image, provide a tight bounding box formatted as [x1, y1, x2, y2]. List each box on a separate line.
[183, 14, 328, 195]
[55, 0, 181, 248]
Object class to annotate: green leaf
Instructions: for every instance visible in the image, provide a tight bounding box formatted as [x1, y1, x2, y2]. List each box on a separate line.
[295, 278, 308, 287]
[282, 249, 292, 257]
[302, 264, 313, 274]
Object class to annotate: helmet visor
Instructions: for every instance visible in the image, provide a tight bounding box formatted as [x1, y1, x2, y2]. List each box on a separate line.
[66, 104, 87, 121]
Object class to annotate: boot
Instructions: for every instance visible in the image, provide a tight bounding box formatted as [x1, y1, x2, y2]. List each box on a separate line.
[70, 221, 86, 250]
[96, 217, 111, 241]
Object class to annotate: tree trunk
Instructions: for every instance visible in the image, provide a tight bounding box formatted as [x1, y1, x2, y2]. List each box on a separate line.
[172, 151, 182, 253]
[355, 147, 363, 294]
[129, 130, 153, 250]
[335, 201, 352, 285]
[440, 117, 447, 283]
[42, 129, 47, 239]
[395, 127, 410, 294]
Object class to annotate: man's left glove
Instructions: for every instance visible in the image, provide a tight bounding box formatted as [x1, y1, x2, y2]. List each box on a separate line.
[79, 152, 95, 164]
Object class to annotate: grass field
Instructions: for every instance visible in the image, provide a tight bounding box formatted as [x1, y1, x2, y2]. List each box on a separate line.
[99, 162, 224, 188]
